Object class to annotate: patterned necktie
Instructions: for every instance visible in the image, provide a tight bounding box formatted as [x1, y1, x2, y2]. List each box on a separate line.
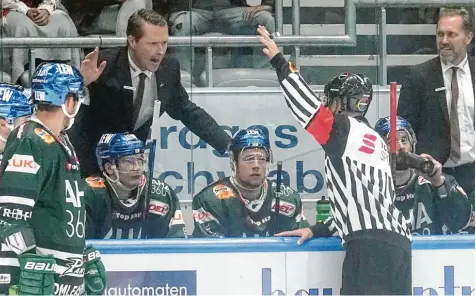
[132, 73, 147, 128]
[449, 66, 460, 162]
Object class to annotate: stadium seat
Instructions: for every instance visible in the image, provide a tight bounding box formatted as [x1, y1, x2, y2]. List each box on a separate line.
[16, 70, 30, 87]
[0, 72, 12, 83]
[180, 70, 196, 88]
[199, 68, 279, 87]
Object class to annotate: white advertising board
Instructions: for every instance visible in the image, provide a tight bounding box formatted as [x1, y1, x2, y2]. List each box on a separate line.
[95, 235, 475, 296]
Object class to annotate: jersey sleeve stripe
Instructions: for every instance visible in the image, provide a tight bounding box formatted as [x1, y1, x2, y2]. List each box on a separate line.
[281, 81, 314, 123]
[288, 72, 320, 109]
[279, 68, 334, 145]
[0, 258, 19, 267]
[0, 196, 35, 207]
[35, 247, 83, 261]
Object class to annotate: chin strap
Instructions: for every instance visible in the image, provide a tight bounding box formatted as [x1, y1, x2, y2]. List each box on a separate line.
[103, 169, 139, 195]
[61, 102, 81, 131]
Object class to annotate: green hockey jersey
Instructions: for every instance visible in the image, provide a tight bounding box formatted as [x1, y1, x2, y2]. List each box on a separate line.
[192, 177, 309, 237]
[0, 119, 85, 295]
[395, 173, 471, 235]
[84, 176, 186, 239]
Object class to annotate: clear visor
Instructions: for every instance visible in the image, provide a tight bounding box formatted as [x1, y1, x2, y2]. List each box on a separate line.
[239, 148, 269, 164]
[384, 130, 413, 146]
[115, 154, 146, 172]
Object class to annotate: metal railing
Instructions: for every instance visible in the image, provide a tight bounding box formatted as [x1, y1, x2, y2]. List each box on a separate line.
[0, 0, 474, 85]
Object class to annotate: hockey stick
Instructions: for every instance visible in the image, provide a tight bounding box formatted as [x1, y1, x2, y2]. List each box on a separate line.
[141, 101, 160, 238]
[273, 161, 283, 235]
[389, 82, 397, 183]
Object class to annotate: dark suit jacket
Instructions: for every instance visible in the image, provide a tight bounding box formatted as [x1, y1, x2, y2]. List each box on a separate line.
[397, 56, 475, 164]
[70, 47, 230, 177]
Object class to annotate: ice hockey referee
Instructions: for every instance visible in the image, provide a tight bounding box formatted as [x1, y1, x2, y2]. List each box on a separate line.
[257, 25, 413, 295]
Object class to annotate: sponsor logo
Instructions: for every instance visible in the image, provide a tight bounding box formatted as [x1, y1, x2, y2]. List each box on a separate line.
[0, 207, 31, 221]
[54, 283, 84, 296]
[395, 193, 415, 202]
[24, 261, 55, 272]
[262, 265, 474, 296]
[358, 133, 377, 154]
[61, 258, 84, 277]
[192, 208, 218, 224]
[105, 271, 197, 296]
[149, 200, 169, 216]
[65, 162, 80, 172]
[34, 128, 55, 144]
[5, 154, 40, 174]
[0, 89, 13, 102]
[85, 177, 106, 188]
[151, 178, 171, 196]
[0, 274, 10, 284]
[169, 210, 185, 226]
[213, 184, 234, 200]
[86, 250, 101, 262]
[271, 200, 296, 217]
[113, 211, 142, 221]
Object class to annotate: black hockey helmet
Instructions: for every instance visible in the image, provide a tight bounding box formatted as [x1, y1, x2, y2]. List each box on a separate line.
[323, 72, 373, 116]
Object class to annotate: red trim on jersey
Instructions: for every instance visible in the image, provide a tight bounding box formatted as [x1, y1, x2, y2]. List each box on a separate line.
[306, 106, 334, 145]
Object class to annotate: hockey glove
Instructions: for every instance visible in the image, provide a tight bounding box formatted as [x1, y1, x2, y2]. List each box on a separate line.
[13, 253, 56, 295]
[84, 246, 107, 295]
[0, 221, 36, 255]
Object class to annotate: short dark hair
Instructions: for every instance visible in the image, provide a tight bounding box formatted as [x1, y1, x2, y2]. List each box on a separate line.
[36, 93, 78, 112]
[126, 9, 168, 40]
[438, 7, 474, 34]
[36, 104, 60, 112]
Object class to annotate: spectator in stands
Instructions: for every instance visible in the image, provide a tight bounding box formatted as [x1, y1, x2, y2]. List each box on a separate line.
[64, 0, 153, 37]
[398, 8, 475, 195]
[168, 0, 276, 74]
[192, 127, 309, 238]
[375, 116, 472, 235]
[2, 0, 81, 83]
[70, 9, 231, 177]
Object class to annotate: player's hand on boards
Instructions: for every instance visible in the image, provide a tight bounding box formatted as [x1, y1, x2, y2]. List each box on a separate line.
[257, 25, 281, 59]
[274, 228, 313, 246]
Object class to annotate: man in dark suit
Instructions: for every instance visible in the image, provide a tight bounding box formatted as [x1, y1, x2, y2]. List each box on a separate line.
[398, 8, 475, 195]
[71, 8, 231, 177]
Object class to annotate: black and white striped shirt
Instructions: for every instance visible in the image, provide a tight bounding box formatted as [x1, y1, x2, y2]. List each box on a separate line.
[271, 53, 412, 245]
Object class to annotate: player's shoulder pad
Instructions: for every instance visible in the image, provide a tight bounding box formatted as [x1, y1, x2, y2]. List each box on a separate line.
[417, 176, 432, 185]
[85, 176, 106, 189]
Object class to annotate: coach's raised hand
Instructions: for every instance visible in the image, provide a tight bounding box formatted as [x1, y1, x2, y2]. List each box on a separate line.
[257, 25, 280, 59]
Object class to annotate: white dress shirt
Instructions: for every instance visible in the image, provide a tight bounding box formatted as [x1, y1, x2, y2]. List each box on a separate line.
[440, 54, 475, 167]
[128, 52, 158, 131]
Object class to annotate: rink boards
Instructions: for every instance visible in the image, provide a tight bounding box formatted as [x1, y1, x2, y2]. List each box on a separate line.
[91, 235, 475, 296]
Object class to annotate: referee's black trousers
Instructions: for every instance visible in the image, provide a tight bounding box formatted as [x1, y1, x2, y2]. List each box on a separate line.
[340, 230, 412, 295]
